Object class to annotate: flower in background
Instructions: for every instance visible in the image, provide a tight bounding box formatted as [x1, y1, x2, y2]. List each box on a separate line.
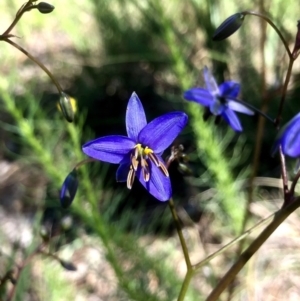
[82, 92, 188, 201]
[272, 113, 300, 158]
[184, 66, 254, 132]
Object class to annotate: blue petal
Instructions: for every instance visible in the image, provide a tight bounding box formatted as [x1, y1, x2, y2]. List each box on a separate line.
[272, 114, 299, 156]
[280, 113, 300, 157]
[209, 101, 224, 115]
[203, 66, 219, 97]
[227, 99, 254, 115]
[126, 92, 147, 141]
[116, 159, 131, 182]
[82, 135, 135, 163]
[219, 81, 240, 98]
[138, 112, 188, 153]
[137, 158, 171, 201]
[221, 108, 242, 132]
[183, 88, 214, 107]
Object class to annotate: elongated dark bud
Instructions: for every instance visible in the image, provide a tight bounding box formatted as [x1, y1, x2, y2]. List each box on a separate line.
[60, 169, 79, 208]
[37, 2, 55, 14]
[59, 92, 75, 122]
[213, 13, 245, 41]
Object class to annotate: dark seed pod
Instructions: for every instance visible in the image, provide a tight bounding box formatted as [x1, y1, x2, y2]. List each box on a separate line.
[60, 170, 79, 208]
[212, 13, 245, 41]
[59, 92, 75, 122]
[59, 259, 77, 271]
[37, 2, 55, 14]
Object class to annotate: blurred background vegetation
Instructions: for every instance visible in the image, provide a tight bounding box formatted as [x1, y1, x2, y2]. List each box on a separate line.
[1, 0, 300, 300]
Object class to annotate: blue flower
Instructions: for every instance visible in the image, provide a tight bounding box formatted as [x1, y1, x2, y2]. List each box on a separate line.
[82, 92, 188, 201]
[272, 113, 300, 158]
[184, 67, 254, 132]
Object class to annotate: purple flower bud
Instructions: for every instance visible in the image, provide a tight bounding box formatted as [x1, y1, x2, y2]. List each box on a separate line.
[60, 170, 78, 208]
[59, 259, 77, 271]
[272, 113, 300, 158]
[37, 2, 55, 14]
[213, 13, 245, 41]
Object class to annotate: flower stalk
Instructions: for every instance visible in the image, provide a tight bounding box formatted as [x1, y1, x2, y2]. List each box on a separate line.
[206, 196, 300, 301]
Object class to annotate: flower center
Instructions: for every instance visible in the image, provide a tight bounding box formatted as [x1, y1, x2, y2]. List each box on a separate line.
[218, 96, 227, 104]
[127, 144, 169, 189]
[208, 95, 227, 116]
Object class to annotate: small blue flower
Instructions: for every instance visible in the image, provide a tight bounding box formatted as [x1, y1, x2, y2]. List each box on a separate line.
[82, 92, 188, 202]
[272, 113, 300, 158]
[184, 67, 254, 132]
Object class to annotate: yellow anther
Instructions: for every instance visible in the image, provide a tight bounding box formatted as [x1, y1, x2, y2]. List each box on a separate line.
[144, 147, 153, 155]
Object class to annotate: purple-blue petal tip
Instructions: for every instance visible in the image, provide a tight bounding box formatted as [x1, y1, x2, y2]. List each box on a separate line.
[273, 113, 300, 158]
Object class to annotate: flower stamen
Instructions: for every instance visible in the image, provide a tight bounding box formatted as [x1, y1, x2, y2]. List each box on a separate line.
[158, 161, 169, 177]
[128, 144, 169, 186]
[127, 166, 136, 189]
[148, 152, 169, 177]
[131, 155, 139, 171]
[141, 157, 150, 182]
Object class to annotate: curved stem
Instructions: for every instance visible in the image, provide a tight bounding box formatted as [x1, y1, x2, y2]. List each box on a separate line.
[168, 198, 192, 269]
[205, 196, 300, 301]
[242, 11, 292, 59]
[2, 2, 32, 36]
[3, 38, 63, 94]
[6, 243, 44, 301]
[275, 58, 294, 126]
[74, 158, 96, 170]
[232, 98, 274, 124]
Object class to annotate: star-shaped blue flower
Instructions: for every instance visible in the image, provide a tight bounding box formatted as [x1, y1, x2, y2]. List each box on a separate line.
[184, 66, 254, 132]
[82, 92, 188, 201]
[272, 113, 300, 158]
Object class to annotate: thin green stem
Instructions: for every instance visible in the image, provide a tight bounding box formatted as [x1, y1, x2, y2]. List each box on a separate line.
[6, 243, 44, 301]
[193, 211, 275, 270]
[169, 198, 192, 269]
[74, 158, 96, 170]
[177, 269, 194, 301]
[242, 11, 292, 59]
[205, 197, 300, 301]
[2, 1, 33, 36]
[3, 38, 63, 94]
